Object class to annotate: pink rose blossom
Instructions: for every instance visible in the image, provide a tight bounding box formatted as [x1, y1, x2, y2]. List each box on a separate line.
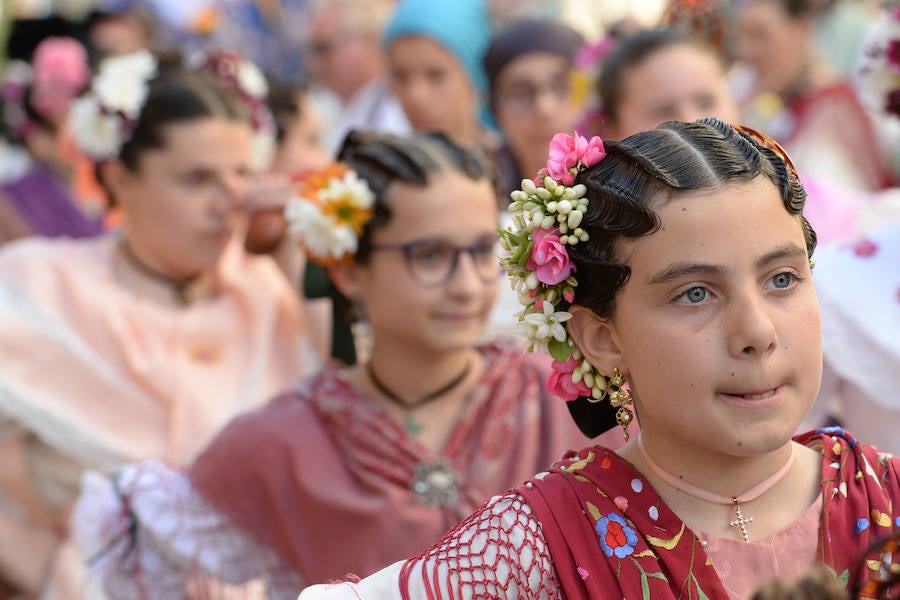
[527, 227, 574, 285]
[546, 132, 606, 184]
[31, 38, 90, 120]
[546, 356, 592, 400]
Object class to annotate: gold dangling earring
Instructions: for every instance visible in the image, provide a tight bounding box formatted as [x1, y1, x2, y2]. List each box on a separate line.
[607, 367, 634, 441]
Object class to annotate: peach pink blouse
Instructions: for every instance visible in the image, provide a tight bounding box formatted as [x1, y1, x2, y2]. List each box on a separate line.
[0, 234, 316, 596]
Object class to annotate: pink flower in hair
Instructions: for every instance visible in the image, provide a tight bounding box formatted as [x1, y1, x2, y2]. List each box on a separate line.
[546, 132, 606, 185]
[527, 227, 574, 285]
[546, 356, 592, 400]
[30, 38, 90, 121]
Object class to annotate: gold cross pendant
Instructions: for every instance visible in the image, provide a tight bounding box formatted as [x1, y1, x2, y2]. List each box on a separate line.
[728, 499, 753, 542]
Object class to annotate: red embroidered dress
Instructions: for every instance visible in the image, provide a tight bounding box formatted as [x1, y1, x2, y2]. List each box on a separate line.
[377, 429, 898, 600]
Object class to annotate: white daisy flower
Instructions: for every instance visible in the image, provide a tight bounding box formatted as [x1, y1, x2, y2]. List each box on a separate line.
[68, 97, 123, 159]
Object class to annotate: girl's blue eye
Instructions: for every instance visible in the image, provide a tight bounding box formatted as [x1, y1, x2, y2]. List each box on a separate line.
[678, 286, 708, 304]
[770, 272, 794, 289]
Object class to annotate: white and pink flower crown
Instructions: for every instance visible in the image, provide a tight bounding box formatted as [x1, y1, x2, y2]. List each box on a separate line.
[499, 132, 611, 403]
[69, 49, 275, 168]
[857, 6, 900, 119]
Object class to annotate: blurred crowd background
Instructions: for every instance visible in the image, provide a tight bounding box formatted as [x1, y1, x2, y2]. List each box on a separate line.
[1, 0, 900, 597]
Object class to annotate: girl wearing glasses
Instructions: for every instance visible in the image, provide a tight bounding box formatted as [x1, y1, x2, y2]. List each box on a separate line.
[74, 130, 601, 598]
[294, 120, 900, 599]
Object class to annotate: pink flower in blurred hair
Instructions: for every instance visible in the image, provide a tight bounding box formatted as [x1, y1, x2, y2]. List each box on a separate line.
[546, 356, 591, 400]
[546, 132, 606, 184]
[888, 40, 900, 73]
[31, 37, 89, 120]
[527, 227, 573, 285]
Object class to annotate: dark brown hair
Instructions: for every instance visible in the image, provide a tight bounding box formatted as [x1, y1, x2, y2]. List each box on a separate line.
[266, 78, 307, 145]
[117, 54, 249, 170]
[570, 117, 816, 319]
[337, 129, 496, 264]
[599, 28, 725, 123]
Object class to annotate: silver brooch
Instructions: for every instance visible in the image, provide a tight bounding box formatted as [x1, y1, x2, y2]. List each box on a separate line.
[410, 461, 460, 506]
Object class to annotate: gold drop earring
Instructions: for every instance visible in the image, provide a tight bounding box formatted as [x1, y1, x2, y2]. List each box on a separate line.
[608, 367, 634, 440]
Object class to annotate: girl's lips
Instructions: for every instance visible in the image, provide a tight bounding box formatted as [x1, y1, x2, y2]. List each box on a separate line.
[720, 385, 786, 405]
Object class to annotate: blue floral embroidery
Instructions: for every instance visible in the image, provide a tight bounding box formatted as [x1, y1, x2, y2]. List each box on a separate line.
[816, 426, 846, 435]
[596, 512, 638, 559]
[854, 518, 869, 536]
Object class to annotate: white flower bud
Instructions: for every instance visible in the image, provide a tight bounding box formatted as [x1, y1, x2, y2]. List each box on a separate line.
[572, 370, 583, 384]
[567, 211, 583, 228]
[578, 230, 590, 242]
[536, 187, 552, 201]
[556, 199, 573, 214]
[583, 370, 594, 388]
[571, 184, 588, 197]
[568, 237, 579, 245]
[510, 190, 528, 203]
[559, 223, 569, 234]
[559, 235, 569, 244]
[526, 272, 538, 289]
[592, 386, 603, 399]
[521, 179, 537, 194]
[541, 216, 555, 229]
[546, 201, 558, 213]
[544, 178, 558, 192]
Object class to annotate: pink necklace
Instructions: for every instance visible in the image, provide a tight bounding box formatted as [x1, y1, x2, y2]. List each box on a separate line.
[637, 435, 795, 543]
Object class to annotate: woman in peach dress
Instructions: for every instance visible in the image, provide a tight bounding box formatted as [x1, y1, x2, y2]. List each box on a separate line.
[0, 50, 319, 597]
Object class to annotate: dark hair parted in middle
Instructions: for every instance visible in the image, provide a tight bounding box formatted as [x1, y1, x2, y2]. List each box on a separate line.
[569, 117, 817, 318]
[336, 129, 498, 265]
[599, 28, 725, 122]
[117, 53, 250, 170]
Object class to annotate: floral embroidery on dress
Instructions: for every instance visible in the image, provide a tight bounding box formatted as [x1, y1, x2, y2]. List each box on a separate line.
[596, 512, 638, 558]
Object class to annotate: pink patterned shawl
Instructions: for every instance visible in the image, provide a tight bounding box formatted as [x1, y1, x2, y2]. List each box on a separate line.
[188, 340, 590, 585]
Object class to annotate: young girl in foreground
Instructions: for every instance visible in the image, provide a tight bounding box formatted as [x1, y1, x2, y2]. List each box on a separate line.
[75, 130, 594, 598]
[298, 119, 900, 599]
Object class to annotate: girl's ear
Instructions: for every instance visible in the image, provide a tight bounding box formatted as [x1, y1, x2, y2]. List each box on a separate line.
[327, 260, 364, 302]
[99, 160, 132, 208]
[567, 304, 627, 376]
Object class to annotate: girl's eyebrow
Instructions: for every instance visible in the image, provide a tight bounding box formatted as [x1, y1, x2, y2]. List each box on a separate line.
[755, 242, 808, 269]
[648, 263, 724, 286]
[648, 242, 808, 286]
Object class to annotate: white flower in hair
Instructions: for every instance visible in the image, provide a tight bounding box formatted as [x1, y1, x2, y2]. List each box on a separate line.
[284, 164, 376, 264]
[99, 49, 158, 82]
[68, 96, 124, 159]
[93, 53, 157, 118]
[857, 7, 900, 118]
[286, 202, 359, 261]
[236, 61, 268, 99]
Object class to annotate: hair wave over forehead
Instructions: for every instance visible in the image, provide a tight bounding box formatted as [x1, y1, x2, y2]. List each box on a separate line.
[570, 117, 816, 317]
